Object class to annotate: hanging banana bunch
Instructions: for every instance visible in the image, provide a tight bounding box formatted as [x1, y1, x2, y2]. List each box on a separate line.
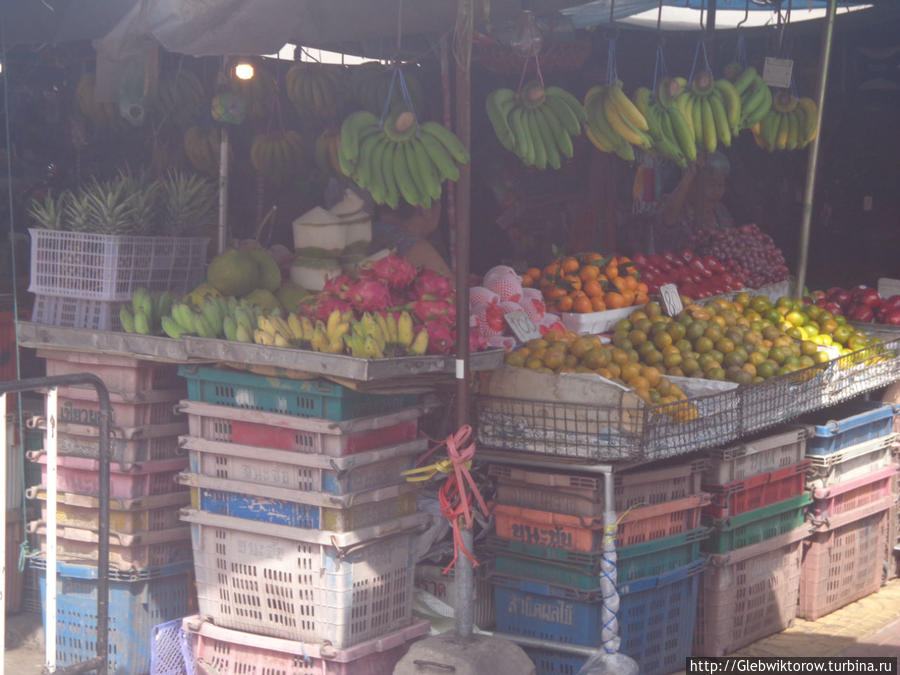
[672, 71, 739, 155]
[286, 64, 346, 119]
[250, 131, 305, 185]
[582, 80, 651, 163]
[633, 84, 687, 167]
[184, 126, 233, 176]
[151, 68, 207, 128]
[752, 90, 818, 152]
[75, 73, 125, 130]
[485, 81, 585, 169]
[724, 64, 773, 131]
[314, 128, 343, 175]
[338, 109, 469, 209]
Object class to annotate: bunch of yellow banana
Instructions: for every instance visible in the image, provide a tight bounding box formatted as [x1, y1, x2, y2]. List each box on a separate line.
[151, 68, 207, 128]
[286, 64, 346, 119]
[669, 71, 742, 155]
[250, 131, 305, 186]
[226, 67, 277, 121]
[75, 74, 125, 130]
[253, 314, 307, 349]
[184, 126, 232, 176]
[351, 63, 426, 117]
[751, 90, 818, 152]
[338, 110, 469, 209]
[582, 81, 650, 162]
[120, 288, 174, 336]
[723, 64, 773, 130]
[343, 311, 428, 359]
[485, 82, 585, 170]
[314, 129, 343, 175]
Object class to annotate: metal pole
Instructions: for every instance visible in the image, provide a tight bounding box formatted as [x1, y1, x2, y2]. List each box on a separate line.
[453, 0, 474, 640]
[46, 387, 58, 673]
[0, 395, 6, 675]
[600, 469, 621, 653]
[706, 0, 717, 35]
[218, 126, 230, 254]
[795, 0, 837, 297]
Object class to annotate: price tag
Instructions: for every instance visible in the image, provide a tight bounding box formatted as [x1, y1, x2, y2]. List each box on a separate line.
[763, 57, 794, 88]
[660, 284, 683, 317]
[504, 311, 542, 343]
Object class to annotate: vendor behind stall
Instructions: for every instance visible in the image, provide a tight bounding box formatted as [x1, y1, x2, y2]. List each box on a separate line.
[369, 201, 453, 278]
[658, 151, 734, 251]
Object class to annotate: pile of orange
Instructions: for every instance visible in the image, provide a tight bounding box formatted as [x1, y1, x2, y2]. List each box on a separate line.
[522, 253, 650, 314]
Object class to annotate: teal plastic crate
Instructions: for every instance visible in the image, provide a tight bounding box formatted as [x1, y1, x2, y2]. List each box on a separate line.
[703, 492, 812, 554]
[178, 365, 417, 421]
[489, 528, 708, 590]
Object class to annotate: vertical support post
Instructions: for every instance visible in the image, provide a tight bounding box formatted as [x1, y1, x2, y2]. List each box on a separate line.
[218, 126, 230, 255]
[439, 36, 457, 272]
[600, 469, 620, 653]
[795, 0, 837, 297]
[45, 387, 58, 673]
[706, 0, 717, 35]
[96, 388, 111, 675]
[453, 0, 475, 640]
[0, 395, 6, 675]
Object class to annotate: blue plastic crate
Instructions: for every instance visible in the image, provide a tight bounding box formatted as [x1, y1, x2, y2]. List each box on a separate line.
[805, 400, 897, 455]
[36, 560, 194, 675]
[178, 365, 417, 421]
[150, 618, 194, 675]
[494, 560, 704, 675]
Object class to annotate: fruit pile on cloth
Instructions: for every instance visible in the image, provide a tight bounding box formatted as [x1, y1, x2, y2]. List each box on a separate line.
[470, 266, 566, 349]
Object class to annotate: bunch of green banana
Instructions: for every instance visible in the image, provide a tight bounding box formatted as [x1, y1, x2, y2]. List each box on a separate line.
[250, 131, 305, 186]
[752, 90, 819, 152]
[631, 86, 685, 167]
[582, 81, 650, 162]
[338, 110, 469, 209]
[671, 71, 741, 154]
[162, 295, 230, 340]
[120, 288, 174, 336]
[343, 310, 428, 359]
[724, 64, 773, 131]
[286, 64, 346, 119]
[184, 126, 232, 177]
[485, 82, 585, 169]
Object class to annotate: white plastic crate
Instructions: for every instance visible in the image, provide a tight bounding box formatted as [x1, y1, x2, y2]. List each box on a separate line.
[705, 428, 809, 485]
[31, 294, 128, 331]
[28, 228, 209, 301]
[806, 434, 898, 490]
[39, 349, 184, 396]
[184, 509, 421, 647]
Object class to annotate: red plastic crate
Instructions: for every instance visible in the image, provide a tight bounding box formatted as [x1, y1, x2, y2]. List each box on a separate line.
[38, 348, 184, 396]
[704, 460, 811, 520]
[492, 494, 708, 552]
[798, 504, 889, 620]
[32, 454, 187, 498]
[182, 616, 429, 675]
[809, 465, 897, 526]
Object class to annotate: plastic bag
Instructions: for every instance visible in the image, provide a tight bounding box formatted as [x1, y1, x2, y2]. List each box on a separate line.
[576, 652, 640, 675]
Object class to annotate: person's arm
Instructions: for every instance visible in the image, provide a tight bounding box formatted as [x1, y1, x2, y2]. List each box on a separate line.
[406, 239, 453, 279]
[661, 157, 704, 227]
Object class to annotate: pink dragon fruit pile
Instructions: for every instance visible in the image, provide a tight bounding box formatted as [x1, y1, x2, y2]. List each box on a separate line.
[470, 266, 566, 349]
[303, 255, 482, 355]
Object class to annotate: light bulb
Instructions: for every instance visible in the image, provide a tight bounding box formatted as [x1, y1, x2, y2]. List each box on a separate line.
[234, 62, 254, 80]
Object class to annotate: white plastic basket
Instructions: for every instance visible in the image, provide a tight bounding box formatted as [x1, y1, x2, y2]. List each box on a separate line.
[704, 428, 809, 486]
[806, 434, 899, 490]
[184, 508, 422, 647]
[28, 228, 209, 301]
[31, 294, 128, 331]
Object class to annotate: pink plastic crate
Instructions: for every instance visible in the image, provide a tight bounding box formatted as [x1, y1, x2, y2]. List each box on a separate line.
[182, 399, 422, 457]
[57, 386, 184, 428]
[704, 461, 811, 520]
[694, 525, 807, 657]
[809, 465, 897, 526]
[56, 421, 186, 468]
[33, 454, 188, 498]
[182, 616, 429, 675]
[798, 504, 889, 620]
[38, 349, 184, 396]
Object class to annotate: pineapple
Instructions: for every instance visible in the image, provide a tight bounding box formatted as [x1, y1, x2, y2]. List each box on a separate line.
[27, 191, 71, 231]
[159, 170, 216, 237]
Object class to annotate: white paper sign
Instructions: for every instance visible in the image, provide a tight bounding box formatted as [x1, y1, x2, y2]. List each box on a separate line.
[763, 57, 794, 88]
[660, 284, 683, 317]
[504, 311, 542, 342]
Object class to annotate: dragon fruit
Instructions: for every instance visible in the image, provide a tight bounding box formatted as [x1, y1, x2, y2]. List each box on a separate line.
[322, 274, 355, 300]
[415, 269, 454, 299]
[369, 255, 418, 289]
[413, 299, 456, 323]
[314, 296, 353, 321]
[349, 279, 392, 312]
[426, 322, 455, 354]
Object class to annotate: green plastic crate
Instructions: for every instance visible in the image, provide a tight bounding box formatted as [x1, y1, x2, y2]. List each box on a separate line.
[490, 528, 708, 590]
[178, 366, 418, 421]
[703, 493, 812, 554]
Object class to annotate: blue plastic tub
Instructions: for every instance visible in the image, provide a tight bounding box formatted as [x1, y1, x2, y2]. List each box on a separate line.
[493, 559, 704, 675]
[804, 400, 897, 455]
[35, 560, 194, 675]
[178, 365, 417, 421]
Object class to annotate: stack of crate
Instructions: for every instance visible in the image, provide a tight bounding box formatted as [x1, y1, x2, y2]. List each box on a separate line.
[800, 400, 899, 620]
[175, 365, 431, 673]
[693, 428, 812, 657]
[487, 458, 709, 675]
[30, 348, 194, 674]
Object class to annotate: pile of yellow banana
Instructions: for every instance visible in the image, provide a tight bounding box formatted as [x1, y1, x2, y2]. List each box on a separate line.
[184, 126, 231, 176]
[250, 131, 305, 185]
[286, 64, 346, 119]
[338, 110, 469, 209]
[751, 90, 818, 152]
[343, 311, 428, 358]
[485, 82, 586, 169]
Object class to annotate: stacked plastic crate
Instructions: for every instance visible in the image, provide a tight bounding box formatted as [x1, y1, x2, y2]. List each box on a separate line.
[30, 349, 194, 675]
[487, 459, 709, 675]
[693, 428, 812, 657]
[800, 400, 899, 620]
[175, 365, 431, 673]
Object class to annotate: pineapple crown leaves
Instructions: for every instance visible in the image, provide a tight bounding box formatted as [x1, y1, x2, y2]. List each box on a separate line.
[27, 191, 71, 231]
[159, 169, 217, 237]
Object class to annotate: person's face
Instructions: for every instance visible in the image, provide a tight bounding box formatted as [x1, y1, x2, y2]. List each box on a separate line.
[403, 201, 441, 238]
[703, 171, 727, 204]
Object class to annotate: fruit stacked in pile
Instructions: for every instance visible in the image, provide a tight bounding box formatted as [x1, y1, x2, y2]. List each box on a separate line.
[810, 286, 900, 325]
[631, 251, 744, 299]
[338, 110, 468, 208]
[752, 90, 819, 152]
[685, 224, 789, 289]
[485, 82, 586, 169]
[532, 253, 650, 314]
